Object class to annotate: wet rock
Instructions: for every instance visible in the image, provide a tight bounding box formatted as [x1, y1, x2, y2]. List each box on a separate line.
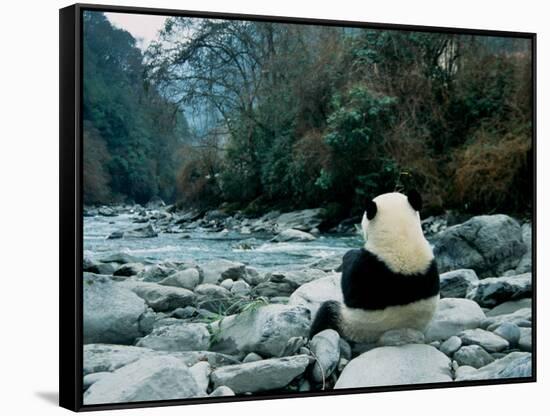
[425, 298, 486, 341]
[455, 352, 531, 381]
[108, 223, 158, 239]
[466, 273, 531, 308]
[275, 208, 324, 232]
[453, 345, 494, 368]
[439, 269, 478, 298]
[432, 215, 526, 277]
[310, 329, 341, 383]
[113, 262, 144, 277]
[486, 298, 532, 317]
[518, 328, 532, 352]
[211, 355, 310, 394]
[136, 323, 210, 352]
[308, 254, 343, 272]
[124, 281, 196, 312]
[493, 322, 521, 347]
[84, 356, 203, 404]
[458, 329, 509, 352]
[99, 252, 142, 264]
[200, 259, 246, 284]
[83, 273, 148, 344]
[209, 304, 311, 357]
[335, 345, 452, 388]
[159, 268, 201, 290]
[288, 274, 343, 317]
[440, 336, 462, 356]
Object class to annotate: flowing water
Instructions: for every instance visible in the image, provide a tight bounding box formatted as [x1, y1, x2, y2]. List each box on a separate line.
[84, 213, 362, 272]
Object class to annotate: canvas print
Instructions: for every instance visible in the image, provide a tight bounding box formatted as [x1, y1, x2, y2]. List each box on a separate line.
[81, 9, 534, 406]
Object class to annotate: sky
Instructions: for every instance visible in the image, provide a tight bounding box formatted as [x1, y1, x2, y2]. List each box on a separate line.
[105, 12, 168, 50]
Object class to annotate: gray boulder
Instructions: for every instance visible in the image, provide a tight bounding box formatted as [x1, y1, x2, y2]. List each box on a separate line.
[231, 280, 251, 296]
[458, 329, 509, 352]
[252, 280, 296, 298]
[288, 274, 343, 317]
[440, 336, 462, 356]
[200, 259, 246, 284]
[432, 215, 526, 277]
[310, 329, 341, 383]
[493, 322, 521, 347]
[439, 269, 479, 298]
[189, 361, 211, 394]
[113, 262, 144, 277]
[83, 372, 112, 390]
[123, 281, 196, 312]
[84, 356, 203, 404]
[99, 252, 143, 264]
[209, 304, 311, 357]
[136, 323, 210, 352]
[518, 328, 532, 352]
[425, 298, 486, 341]
[272, 229, 316, 242]
[83, 274, 148, 344]
[275, 208, 324, 232]
[455, 352, 531, 381]
[487, 298, 532, 317]
[137, 264, 177, 282]
[210, 355, 310, 394]
[83, 344, 239, 376]
[377, 328, 425, 347]
[515, 223, 532, 273]
[108, 223, 158, 239]
[241, 267, 268, 286]
[159, 268, 201, 290]
[481, 307, 532, 331]
[453, 345, 495, 368]
[335, 345, 452, 388]
[466, 273, 531, 308]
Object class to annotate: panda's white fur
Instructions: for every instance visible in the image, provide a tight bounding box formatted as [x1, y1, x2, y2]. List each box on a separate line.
[310, 191, 440, 343]
[362, 192, 434, 275]
[339, 295, 439, 343]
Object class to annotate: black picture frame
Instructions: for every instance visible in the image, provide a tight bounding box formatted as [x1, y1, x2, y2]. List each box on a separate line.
[60, 3, 537, 412]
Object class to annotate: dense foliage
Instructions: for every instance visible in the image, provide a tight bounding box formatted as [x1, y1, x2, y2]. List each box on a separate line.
[84, 12, 533, 217]
[82, 12, 189, 204]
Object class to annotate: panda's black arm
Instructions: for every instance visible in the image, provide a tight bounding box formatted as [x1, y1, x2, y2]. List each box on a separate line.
[340, 248, 372, 308]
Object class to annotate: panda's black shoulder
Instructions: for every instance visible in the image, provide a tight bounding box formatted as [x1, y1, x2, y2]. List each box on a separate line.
[340, 248, 439, 310]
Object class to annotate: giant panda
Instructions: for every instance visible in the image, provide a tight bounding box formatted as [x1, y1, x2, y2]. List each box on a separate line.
[310, 190, 440, 343]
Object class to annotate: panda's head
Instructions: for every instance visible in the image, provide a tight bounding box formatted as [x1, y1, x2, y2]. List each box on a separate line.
[361, 190, 433, 274]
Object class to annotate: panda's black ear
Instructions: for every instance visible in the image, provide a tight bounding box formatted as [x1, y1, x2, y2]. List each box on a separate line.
[407, 189, 422, 212]
[365, 199, 377, 220]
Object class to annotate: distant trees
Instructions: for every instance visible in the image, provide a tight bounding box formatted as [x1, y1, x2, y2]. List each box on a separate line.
[83, 12, 532, 216]
[82, 12, 189, 204]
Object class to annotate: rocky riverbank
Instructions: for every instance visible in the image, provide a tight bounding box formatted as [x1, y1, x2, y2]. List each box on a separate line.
[82, 202, 533, 405]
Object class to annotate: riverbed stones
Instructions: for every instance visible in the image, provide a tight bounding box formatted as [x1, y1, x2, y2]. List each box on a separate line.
[136, 323, 210, 352]
[481, 307, 532, 330]
[335, 345, 452, 388]
[84, 356, 204, 404]
[310, 329, 341, 383]
[124, 281, 196, 312]
[453, 345, 494, 368]
[113, 262, 144, 277]
[439, 269, 478, 298]
[99, 252, 142, 264]
[455, 352, 532, 381]
[432, 215, 526, 277]
[424, 298, 486, 342]
[458, 329, 509, 352]
[83, 273, 148, 344]
[288, 274, 343, 317]
[200, 259, 246, 284]
[466, 273, 532, 307]
[518, 328, 532, 352]
[440, 336, 462, 356]
[493, 322, 521, 347]
[486, 298, 532, 317]
[209, 304, 311, 357]
[209, 386, 235, 397]
[159, 268, 201, 290]
[108, 223, 158, 239]
[210, 355, 311, 394]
